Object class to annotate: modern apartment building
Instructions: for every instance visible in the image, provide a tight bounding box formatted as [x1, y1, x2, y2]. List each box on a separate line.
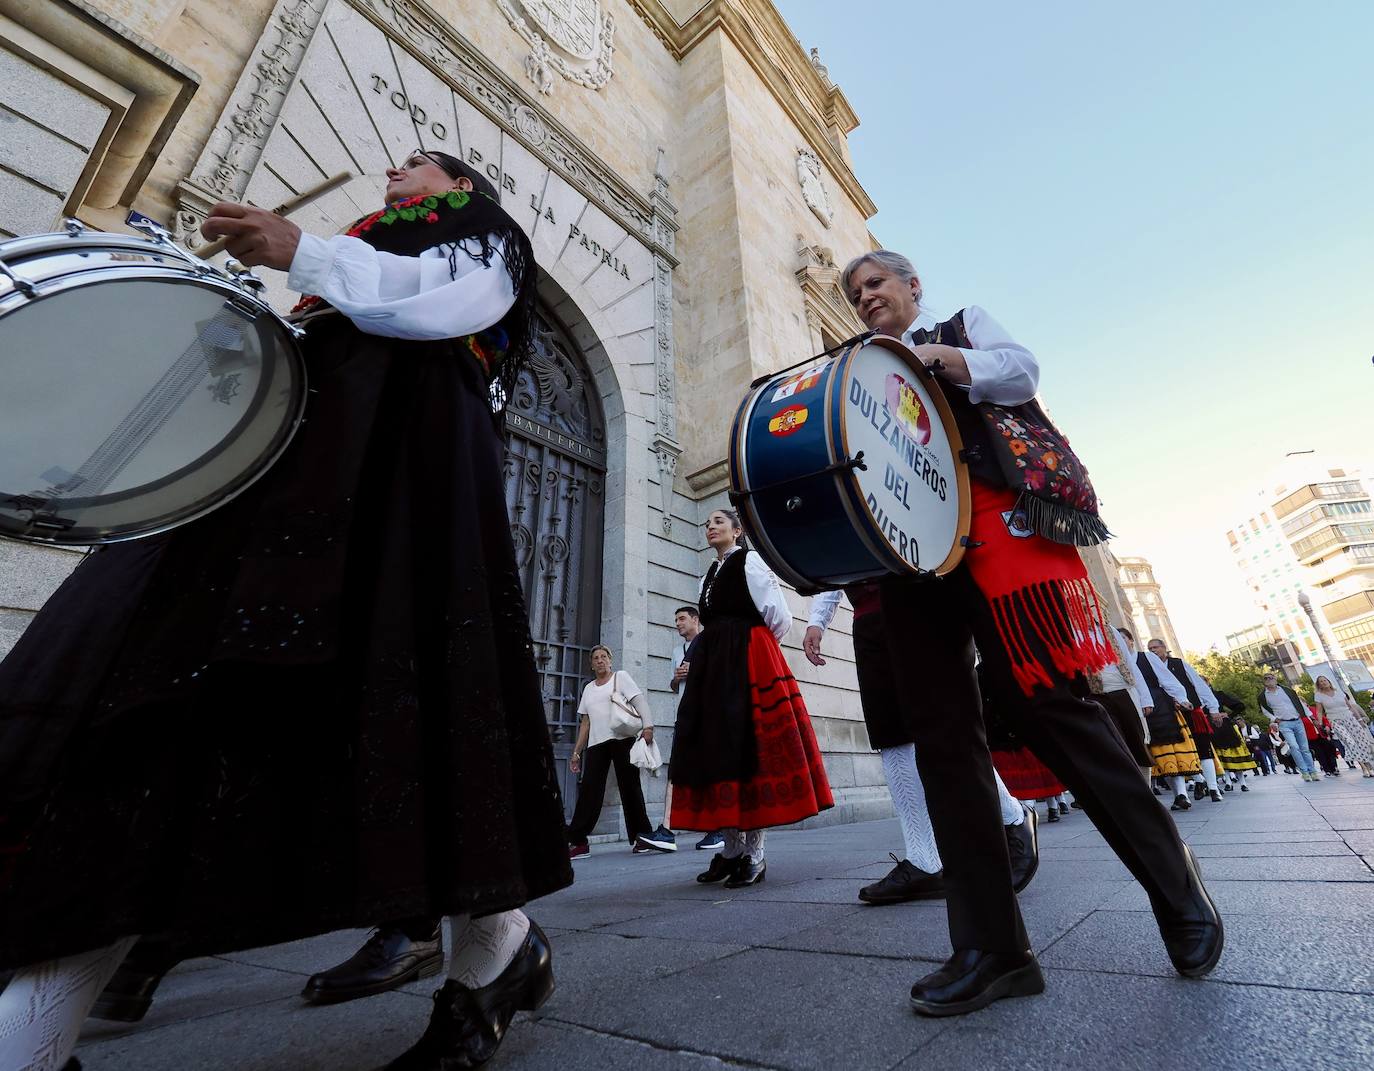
[1225, 452, 1374, 672]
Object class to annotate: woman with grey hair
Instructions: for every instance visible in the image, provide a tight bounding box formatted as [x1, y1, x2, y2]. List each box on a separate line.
[839, 250, 1220, 1016]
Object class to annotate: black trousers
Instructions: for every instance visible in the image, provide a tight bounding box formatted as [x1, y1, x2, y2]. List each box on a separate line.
[879, 565, 1194, 955]
[566, 737, 651, 845]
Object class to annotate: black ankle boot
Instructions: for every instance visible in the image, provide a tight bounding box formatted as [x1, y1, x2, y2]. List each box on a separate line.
[377, 921, 554, 1069]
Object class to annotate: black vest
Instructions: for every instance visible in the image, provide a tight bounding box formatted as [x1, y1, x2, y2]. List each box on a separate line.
[910, 311, 1002, 486]
[700, 549, 766, 629]
[1165, 657, 1202, 708]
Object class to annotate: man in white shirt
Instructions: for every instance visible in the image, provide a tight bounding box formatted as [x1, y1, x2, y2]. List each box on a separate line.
[1259, 673, 1320, 781]
[1148, 641, 1225, 803]
[840, 250, 1220, 1017]
[805, 586, 1038, 903]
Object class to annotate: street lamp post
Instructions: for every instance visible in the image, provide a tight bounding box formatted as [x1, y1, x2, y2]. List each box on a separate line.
[1297, 590, 1353, 697]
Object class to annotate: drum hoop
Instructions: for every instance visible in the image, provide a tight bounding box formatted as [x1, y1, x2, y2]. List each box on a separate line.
[728, 380, 816, 593]
[0, 267, 307, 545]
[833, 334, 972, 577]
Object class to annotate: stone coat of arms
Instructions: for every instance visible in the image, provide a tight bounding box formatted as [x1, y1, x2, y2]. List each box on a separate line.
[796, 149, 834, 228]
[496, 0, 615, 94]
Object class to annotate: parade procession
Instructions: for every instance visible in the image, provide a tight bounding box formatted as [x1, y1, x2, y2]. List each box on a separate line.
[2, 2, 1372, 1070]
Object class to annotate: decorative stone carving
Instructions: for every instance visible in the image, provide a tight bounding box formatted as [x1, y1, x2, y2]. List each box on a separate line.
[174, 0, 668, 262]
[796, 148, 833, 227]
[495, 0, 616, 95]
[809, 46, 830, 84]
[648, 147, 681, 532]
[795, 235, 863, 347]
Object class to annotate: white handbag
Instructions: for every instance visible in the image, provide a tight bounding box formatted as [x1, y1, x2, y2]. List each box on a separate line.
[607, 671, 644, 739]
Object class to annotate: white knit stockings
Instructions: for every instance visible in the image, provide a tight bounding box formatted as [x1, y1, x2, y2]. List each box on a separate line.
[0, 936, 138, 1071]
[447, 911, 530, 989]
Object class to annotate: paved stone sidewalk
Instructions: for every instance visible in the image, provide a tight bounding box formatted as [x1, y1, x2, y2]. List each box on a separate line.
[76, 770, 1374, 1070]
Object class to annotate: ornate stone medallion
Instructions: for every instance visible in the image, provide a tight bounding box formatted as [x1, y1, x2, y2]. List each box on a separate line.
[495, 0, 615, 95]
[796, 148, 833, 228]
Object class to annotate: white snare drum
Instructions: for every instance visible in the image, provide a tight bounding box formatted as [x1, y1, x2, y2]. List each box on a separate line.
[0, 220, 307, 545]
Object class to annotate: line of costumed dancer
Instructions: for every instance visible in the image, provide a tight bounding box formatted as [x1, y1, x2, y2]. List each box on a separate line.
[0, 182, 1229, 1069]
[0, 152, 572, 1071]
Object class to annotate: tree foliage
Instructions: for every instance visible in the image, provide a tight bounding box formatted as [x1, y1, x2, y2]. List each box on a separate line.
[1189, 651, 1282, 728]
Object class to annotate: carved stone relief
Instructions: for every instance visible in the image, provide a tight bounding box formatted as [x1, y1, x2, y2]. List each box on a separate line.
[796, 147, 833, 228]
[495, 0, 615, 95]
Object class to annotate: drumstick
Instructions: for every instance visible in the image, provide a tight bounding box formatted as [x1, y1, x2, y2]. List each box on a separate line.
[196, 170, 355, 258]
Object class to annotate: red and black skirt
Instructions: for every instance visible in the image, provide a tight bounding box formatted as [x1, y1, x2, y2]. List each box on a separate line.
[991, 747, 1065, 801]
[670, 625, 833, 832]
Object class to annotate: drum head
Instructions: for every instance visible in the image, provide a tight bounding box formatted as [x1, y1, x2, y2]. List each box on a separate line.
[0, 274, 305, 544]
[836, 335, 971, 575]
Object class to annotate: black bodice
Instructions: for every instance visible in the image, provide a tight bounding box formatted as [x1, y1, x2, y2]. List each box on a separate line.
[699, 548, 766, 628]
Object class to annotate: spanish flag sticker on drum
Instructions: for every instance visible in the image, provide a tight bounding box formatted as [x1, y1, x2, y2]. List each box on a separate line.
[768, 404, 809, 436]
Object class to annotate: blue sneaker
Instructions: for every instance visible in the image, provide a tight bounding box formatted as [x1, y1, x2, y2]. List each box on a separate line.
[636, 825, 677, 853]
[695, 831, 725, 851]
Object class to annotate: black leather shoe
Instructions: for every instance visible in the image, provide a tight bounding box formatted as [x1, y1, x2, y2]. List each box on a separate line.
[92, 936, 180, 1022]
[1045, 806, 1060, 823]
[377, 921, 554, 1070]
[696, 853, 740, 883]
[1192, 782, 1205, 801]
[724, 858, 766, 888]
[1153, 845, 1223, 978]
[859, 854, 945, 904]
[909, 948, 1046, 1017]
[1006, 805, 1039, 894]
[303, 922, 443, 1005]
[1151, 783, 1163, 795]
[1208, 789, 1224, 803]
[1171, 793, 1191, 811]
[62, 1061, 81, 1070]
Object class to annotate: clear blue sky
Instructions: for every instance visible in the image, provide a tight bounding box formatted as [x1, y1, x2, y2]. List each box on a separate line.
[776, 0, 1374, 651]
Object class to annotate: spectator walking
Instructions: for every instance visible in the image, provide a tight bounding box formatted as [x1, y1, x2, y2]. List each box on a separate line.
[1259, 674, 1319, 782]
[1313, 676, 1374, 777]
[566, 646, 656, 857]
[1248, 720, 1278, 775]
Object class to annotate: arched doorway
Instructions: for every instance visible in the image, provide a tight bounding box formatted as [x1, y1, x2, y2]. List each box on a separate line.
[502, 302, 607, 817]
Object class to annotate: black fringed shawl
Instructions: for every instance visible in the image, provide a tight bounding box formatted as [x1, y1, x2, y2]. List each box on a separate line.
[292, 189, 537, 414]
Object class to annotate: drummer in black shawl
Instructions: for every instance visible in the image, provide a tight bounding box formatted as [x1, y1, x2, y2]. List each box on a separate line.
[0, 151, 568, 1071]
[840, 250, 1223, 1016]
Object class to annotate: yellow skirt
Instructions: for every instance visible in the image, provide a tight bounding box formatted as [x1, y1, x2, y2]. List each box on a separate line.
[1152, 714, 1202, 776]
[1216, 742, 1257, 772]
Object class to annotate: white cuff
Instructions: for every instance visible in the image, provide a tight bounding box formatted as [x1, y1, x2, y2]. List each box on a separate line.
[286, 232, 338, 294]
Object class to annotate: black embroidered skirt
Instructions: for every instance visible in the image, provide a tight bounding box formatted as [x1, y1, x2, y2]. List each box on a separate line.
[0, 319, 571, 969]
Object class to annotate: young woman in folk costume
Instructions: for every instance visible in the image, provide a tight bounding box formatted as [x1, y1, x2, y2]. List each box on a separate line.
[1313, 676, 1374, 777]
[669, 509, 833, 887]
[0, 151, 569, 1071]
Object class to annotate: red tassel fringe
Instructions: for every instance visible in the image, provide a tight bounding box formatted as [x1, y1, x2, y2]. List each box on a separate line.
[991, 576, 1114, 695]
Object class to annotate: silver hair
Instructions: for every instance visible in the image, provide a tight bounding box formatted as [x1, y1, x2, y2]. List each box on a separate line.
[840, 250, 922, 306]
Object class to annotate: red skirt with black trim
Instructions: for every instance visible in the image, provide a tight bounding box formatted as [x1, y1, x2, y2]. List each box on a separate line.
[670, 626, 834, 832]
[991, 747, 1065, 800]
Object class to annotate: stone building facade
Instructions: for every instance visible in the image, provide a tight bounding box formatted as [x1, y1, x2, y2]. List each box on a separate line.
[0, 0, 895, 835]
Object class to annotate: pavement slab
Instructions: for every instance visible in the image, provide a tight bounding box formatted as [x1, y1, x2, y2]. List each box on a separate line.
[65, 768, 1374, 1071]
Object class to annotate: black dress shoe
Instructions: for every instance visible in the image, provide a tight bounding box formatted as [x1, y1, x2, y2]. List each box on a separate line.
[696, 853, 740, 883]
[91, 935, 181, 1022]
[1192, 782, 1205, 801]
[1045, 806, 1060, 823]
[377, 921, 554, 1070]
[303, 922, 443, 1005]
[1208, 789, 1224, 803]
[1171, 793, 1192, 811]
[1006, 805, 1039, 894]
[909, 948, 1046, 1017]
[63, 1061, 81, 1071]
[1152, 845, 1223, 978]
[724, 858, 766, 888]
[859, 854, 945, 904]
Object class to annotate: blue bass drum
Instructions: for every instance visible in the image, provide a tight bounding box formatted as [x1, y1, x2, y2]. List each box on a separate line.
[728, 334, 971, 594]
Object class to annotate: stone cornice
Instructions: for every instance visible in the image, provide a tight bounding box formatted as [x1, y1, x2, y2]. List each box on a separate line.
[625, 0, 876, 220]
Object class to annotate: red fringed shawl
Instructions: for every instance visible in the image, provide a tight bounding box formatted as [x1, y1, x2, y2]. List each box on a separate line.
[964, 483, 1114, 695]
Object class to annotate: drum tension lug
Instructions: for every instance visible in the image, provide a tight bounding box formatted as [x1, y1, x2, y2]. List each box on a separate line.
[960, 536, 984, 549]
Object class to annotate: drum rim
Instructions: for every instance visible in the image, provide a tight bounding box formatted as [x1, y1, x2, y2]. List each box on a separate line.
[833, 334, 972, 577]
[728, 379, 817, 593]
[0, 268, 307, 546]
